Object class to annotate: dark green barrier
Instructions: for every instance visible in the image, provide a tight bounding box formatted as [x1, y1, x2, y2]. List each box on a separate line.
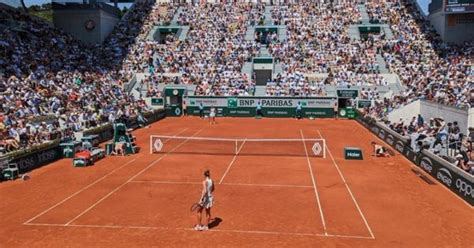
[83, 124, 114, 143]
[418, 150, 474, 206]
[83, 110, 166, 142]
[356, 114, 474, 206]
[339, 107, 358, 119]
[187, 96, 336, 118]
[337, 89, 359, 98]
[187, 106, 334, 118]
[3, 109, 166, 177]
[9, 144, 61, 174]
[151, 98, 164, 106]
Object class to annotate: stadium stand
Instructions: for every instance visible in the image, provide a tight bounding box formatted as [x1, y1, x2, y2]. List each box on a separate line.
[0, 2, 166, 152]
[0, 1, 472, 175]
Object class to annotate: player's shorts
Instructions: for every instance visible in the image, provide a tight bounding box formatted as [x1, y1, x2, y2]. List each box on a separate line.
[210, 112, 216, 118]
[201, 195, 214, 209]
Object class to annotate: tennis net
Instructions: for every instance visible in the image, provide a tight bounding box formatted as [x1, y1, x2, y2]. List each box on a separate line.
[150, 135, 326, 158]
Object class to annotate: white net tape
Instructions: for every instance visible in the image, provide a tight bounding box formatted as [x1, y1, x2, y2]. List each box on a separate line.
[150, 135, 326, 158]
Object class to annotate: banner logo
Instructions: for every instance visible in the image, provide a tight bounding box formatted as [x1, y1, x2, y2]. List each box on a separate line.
[339, 109, 347, 117]
[378, 130, 386, 139]
[436, 168, 453, 187]
[386, 134, 394, 146]
[420, 157, 433, 173]
[395, 141, 405, 153]
[227, 98, 238, 108]
[312, 143, 323, 156]
[153, 139, 163, 152]
[371, 126, 380, 134]
[455, 179, 473, 198]
[35, 149, 56, 163]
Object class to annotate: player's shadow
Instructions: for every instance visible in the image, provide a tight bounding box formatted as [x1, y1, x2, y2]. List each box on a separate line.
[208, 217, 222, 229]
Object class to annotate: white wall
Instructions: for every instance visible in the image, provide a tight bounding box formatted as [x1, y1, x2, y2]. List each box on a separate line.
[388, 100, 421, 124]
[468, 108, 474, 131]
[388, 100, 472, 135]
[420, 101, 470, 135]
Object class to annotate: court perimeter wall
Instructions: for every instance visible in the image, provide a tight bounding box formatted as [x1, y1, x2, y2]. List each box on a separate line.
[357, 114, 474, 206]
[186, 96, 337, 118]
[1, 109, 165, 176]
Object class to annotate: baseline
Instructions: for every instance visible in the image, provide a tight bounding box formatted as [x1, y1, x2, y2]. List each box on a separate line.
[23, 222, 374, 240]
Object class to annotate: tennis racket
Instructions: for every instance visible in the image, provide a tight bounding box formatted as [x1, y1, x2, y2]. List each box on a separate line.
[190, 203, 201, 212]
[190, 199, 204, 212]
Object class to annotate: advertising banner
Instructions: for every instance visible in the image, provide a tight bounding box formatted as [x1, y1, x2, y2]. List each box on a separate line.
[356, 114, 474, 206]
[10, 146, 61, 174]
[186, 97, 336, 118]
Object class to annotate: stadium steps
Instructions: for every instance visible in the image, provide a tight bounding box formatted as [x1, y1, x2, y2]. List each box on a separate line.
[178, 26, 189, 41]
[241, 62, 253, 79]
[383, 73, 405, 95]
[245, 26, 255, 41]
[376, 54, 390, 73]
[259, 47, 271, 57]
[382, 25, 394, 39]
[273, 63, 283, 76]
[348, 25, 360, 40]
[264, 6, 274, 25]
[254, 86, 267, 96]
[171, 7, 183, 25]
[278, 26, 287, 41]
[358, 4, 371, 24]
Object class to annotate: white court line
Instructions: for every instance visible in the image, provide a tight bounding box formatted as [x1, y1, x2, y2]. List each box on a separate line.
[317, 130, 375, 240]
[23, 222, 373, 240]
[207, 228, 372, 239]
[222, 182, 313, 188]
[354, 121, 474, 209]
[23, 158, 137, 225]
[64, 128, 204, 226]
[23, 128, 190, 225]
[130, 180, 201, 185]
[129, 180, 313, 188]
[218, 139, 247, 184]
[300, 129, 328, 236]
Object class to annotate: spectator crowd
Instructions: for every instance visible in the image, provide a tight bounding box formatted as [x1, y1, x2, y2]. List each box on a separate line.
[0, 0, 472, 170]
[0, 2, 166, 153]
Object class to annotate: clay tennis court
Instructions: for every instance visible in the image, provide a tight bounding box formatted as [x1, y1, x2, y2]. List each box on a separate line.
[1, 117, 473, 247]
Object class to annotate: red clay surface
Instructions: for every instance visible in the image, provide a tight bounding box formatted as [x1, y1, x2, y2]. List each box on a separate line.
[0, 117, 472, 247]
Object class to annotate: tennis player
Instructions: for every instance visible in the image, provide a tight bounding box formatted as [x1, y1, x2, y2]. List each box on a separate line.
[194, 170, 215, 231]
[371, 141, 390, 157]
[209, 106, 216, 125]
[256, 101, 263, 117]
[296, 101, 302, 119]
[199, 102, 204, 119]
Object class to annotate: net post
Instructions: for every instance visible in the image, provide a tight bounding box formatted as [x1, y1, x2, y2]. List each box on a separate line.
[150, 135, 153, 154]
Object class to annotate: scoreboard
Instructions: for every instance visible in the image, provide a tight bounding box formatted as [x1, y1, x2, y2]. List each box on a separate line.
[445, 0, 474, 12]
